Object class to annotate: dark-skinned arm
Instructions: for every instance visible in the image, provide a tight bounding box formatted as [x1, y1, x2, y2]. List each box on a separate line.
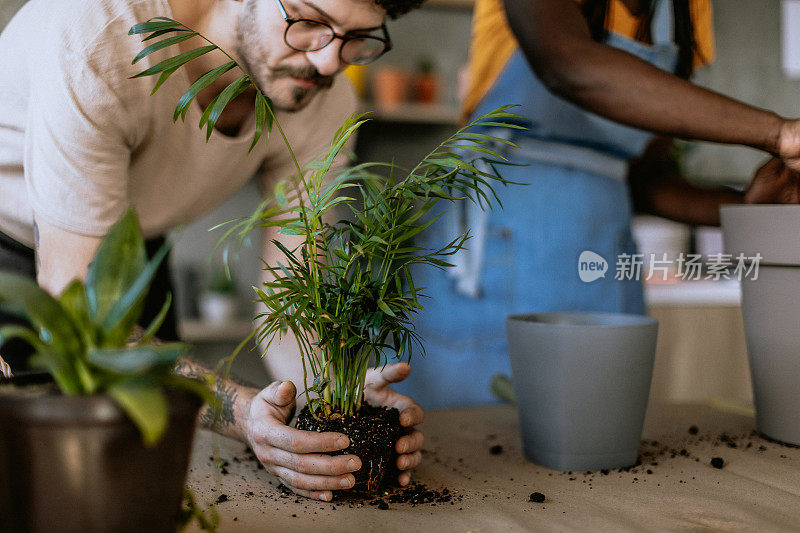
[628, 137, 741, 226]
[629, 137, 800, 226]
[501, 0, 800, 166]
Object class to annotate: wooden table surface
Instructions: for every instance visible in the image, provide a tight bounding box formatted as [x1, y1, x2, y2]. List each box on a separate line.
[186, 403, 800, 532]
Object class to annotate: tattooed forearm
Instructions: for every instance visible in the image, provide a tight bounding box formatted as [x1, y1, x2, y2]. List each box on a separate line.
[199, 382, 238, 430]
[173, 356, 257, 440]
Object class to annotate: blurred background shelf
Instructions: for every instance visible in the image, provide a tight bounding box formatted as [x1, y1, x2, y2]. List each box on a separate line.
[179, 319, 253, 343]
[360, 101, 461, 125]
[426, 0, 475, 9]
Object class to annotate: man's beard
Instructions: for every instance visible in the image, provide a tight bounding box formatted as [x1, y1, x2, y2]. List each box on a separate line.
[272, 65, 335, 107]
[234, 1, 334, 111]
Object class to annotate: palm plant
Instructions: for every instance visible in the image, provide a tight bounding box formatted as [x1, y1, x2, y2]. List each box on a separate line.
[0, 209, 210, 444]
[128, 18, 524, 420]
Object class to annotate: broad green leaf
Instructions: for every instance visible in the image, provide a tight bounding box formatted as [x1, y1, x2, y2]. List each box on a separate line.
[102, 239, 171, 345]
[174, 61, 237, 122]
[88, 343, 189, 375]
[139, 292, 172, 344]
[58, 279, 96, 347]
[0, 273, 82, 359]
[108, 379, 169, 446]
[0, 324, 82, 394]
[85, 208, 146, 324]
[75, 358, 100, 394]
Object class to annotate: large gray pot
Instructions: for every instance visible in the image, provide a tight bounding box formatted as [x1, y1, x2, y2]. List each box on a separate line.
[721, 205, 800, 445]
[506, 312, 658, 471]
[0, 373, 201, 533]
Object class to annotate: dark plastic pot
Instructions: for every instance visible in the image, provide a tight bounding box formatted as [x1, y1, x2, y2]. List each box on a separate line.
[0, 373, 201, 533]
[721, 205, 800, 445]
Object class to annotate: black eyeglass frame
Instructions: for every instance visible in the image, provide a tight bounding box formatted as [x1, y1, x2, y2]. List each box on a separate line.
[273, 0, 392, 65]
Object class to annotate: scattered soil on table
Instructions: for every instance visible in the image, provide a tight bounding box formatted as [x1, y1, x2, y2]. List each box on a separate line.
[275, 481, 461, 509]
[544, 426, 797, 490]
[296, 403, 402, 495]
[490, 445, 503, 455]
[193, 421, 797, 514]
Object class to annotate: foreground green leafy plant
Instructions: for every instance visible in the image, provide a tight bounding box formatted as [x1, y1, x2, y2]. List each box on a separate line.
[129, 16, 524, 421]
[0, 209, 211, 445]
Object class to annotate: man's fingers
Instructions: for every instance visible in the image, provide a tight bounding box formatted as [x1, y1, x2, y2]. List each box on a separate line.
[398, 471, 412, 487]
[396, 450, 422, 471]
[273, 466, 355, 491]
[399, 404, 424, 427]
[264, 447, 361, 476]
[366, 362, 411, 388]
[263, 380, 297, 408]
[396, 429, 423, 454]
[286, 487, 334, 502]
[263, 423, 350, 454]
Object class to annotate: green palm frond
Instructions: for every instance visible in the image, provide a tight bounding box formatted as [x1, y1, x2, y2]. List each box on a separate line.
[216, 106, 525, 417]
[129, 17, 275, 154]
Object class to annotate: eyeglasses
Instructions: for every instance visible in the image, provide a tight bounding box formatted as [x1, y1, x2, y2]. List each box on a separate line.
[273, 0, 392, 65]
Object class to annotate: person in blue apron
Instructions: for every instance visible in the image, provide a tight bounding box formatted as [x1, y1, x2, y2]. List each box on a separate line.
[395, 0, 800, 407]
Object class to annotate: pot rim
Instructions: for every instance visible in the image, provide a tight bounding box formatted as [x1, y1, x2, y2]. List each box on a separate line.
[720, 204, 800, 212]
[0, 377, 202, 426]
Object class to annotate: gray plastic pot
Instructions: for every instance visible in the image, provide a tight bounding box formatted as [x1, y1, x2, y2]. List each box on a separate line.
[721, 205, 800, 445]
[506, 312, 658, 471]
[0, 373, 202, 533]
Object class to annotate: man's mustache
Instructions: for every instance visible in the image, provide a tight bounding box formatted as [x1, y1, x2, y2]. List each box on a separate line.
[273, 66, 334, 89]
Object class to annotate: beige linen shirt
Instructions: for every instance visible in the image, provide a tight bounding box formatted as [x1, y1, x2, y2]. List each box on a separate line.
[0, 0, 357, 248]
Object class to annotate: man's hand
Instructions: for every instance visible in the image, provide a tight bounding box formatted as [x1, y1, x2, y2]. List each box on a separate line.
[363, 363, 425, 487]
[243, 380, 362, 502]
[778, 119, 800, 173]
[745, 157, 800, 204]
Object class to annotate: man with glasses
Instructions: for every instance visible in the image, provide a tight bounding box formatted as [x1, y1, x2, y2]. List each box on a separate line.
[0, 0, 423, 502]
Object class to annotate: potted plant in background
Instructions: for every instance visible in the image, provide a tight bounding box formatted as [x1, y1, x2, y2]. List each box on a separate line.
[720, 204, 800, 446]
[199, 269, 239, 324]
[0, 209, 211, 532]
[414, 57, 440, 105]
[127, 16, 523, 495]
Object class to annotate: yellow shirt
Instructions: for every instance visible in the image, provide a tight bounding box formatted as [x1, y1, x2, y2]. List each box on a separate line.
[463, 0, 715, 120]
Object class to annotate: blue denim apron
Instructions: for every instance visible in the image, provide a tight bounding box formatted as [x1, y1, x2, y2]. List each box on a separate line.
[395, 0, 680, 408]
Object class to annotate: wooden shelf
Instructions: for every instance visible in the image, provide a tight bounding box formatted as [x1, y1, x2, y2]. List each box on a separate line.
[360, 101, 461, 125]
[179, 319, 253, 343]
